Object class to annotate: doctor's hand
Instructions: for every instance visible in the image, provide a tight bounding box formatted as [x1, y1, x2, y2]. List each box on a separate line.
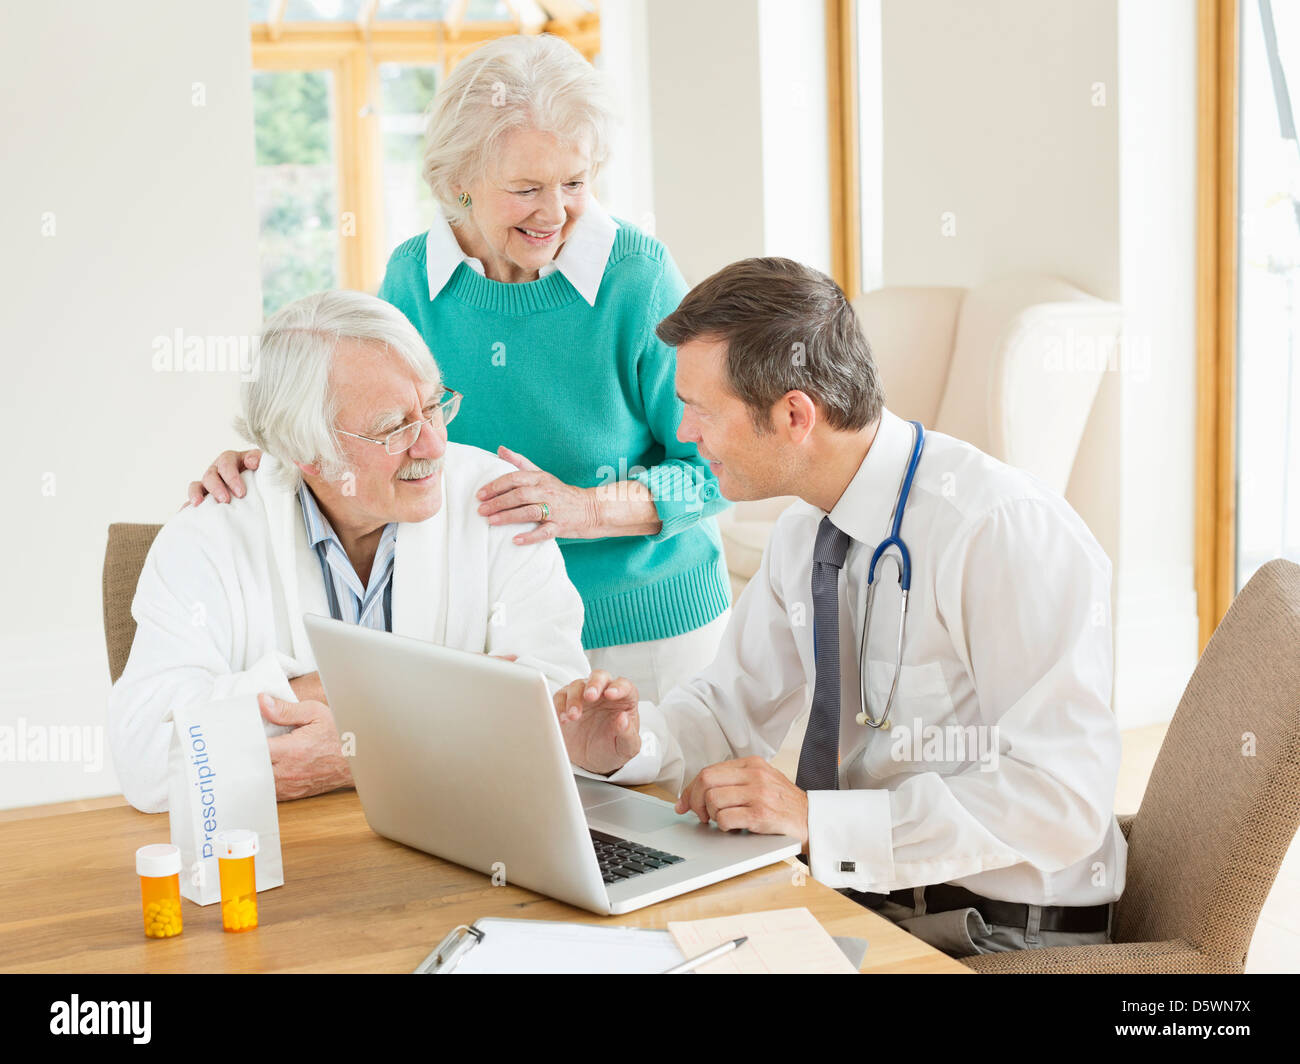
[259, 692, 354, 802]
[676, 757, 809, 847]
[185, 448, 261, 508]
[552, 670, 641, 777]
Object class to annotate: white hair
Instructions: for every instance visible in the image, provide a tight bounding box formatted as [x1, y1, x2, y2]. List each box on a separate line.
[236, 290, 440, 491]
[422, 33, 616, 226]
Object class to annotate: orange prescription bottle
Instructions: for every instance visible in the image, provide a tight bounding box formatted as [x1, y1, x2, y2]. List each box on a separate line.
[136, 844, 183, 939]
[215, 829, 259, 933]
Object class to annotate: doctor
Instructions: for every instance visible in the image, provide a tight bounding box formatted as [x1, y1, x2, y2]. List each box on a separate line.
[554, 257, 1127, 956]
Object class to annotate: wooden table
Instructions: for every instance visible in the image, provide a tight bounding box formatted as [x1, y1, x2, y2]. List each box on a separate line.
[0, 790, 969, 974]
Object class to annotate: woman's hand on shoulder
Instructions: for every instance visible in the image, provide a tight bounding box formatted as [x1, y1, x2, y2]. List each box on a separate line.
[185, 449, 262, 508]
[476, 446, 600, 544]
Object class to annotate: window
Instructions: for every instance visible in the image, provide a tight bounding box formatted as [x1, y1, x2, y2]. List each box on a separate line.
[253, 69, 340, 316]
[1235, 0, 1300, 590]
[248, 0, 601, 314]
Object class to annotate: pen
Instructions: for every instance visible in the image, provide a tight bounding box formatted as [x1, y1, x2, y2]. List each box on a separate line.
[662, 936, 748, 974]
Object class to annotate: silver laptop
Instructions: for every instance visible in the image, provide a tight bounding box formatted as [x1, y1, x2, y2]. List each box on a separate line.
[304, 614, 801, 915]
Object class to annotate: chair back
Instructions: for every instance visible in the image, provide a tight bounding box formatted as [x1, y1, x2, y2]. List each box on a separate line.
[1112, 559, 1300, 971]
[103, 523, 163, 683]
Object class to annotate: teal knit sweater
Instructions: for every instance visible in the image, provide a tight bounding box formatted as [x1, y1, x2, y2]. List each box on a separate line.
[377, 220, 732, 650]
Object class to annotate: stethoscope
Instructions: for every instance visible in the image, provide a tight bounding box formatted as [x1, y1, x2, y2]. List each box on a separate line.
[855, 420, 926, 728]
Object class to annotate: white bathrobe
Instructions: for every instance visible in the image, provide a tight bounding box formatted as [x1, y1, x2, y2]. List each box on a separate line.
[109, 443, 590, 813]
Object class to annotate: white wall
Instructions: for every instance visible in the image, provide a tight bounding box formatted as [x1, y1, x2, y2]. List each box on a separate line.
[0, 1, 261, 809]
[644, 0, 768, 285]
[758, 0, 832, 274]
[637, 0, 831, 285]
[879, 0, 1121, 301]
[874, 0, 1198, 728]
[1111, 0, 1200, 726]
[594, 0, 657, 229]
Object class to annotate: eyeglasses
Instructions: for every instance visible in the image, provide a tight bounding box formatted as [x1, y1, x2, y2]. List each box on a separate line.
[335, 388, 463, 455]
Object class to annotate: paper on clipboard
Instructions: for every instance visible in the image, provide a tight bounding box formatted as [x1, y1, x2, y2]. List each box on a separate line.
[421, 918, 686, 974]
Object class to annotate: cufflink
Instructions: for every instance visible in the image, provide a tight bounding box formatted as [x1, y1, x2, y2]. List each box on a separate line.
[840, 861, 856, 873]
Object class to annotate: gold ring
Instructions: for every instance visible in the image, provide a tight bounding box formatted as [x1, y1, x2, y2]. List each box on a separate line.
[539, 502, 550, 522]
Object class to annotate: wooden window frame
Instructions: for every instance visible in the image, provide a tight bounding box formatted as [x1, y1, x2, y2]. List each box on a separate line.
[1195, 0, 1239, 650]
[825, 0, 861, 301]
[249, 7, 601, 293]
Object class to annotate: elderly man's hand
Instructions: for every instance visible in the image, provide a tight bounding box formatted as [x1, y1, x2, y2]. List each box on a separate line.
[259, 692, 354, 802]
[552, 670, 640, 776]
[185, 448, 261, 508]
[675, 757, 809, 847]
[288, 671, 327, 705]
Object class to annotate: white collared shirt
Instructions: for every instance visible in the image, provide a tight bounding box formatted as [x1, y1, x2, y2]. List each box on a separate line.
[607, 408, 1127, 906]
[424, 196, 619, 308]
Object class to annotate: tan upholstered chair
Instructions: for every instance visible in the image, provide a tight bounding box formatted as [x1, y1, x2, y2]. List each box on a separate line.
[102, 523, 163, 684]
[959, 558, 1300, 973]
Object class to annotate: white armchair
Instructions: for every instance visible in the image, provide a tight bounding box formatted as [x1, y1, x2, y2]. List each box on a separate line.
[717, 274, 1123, 591]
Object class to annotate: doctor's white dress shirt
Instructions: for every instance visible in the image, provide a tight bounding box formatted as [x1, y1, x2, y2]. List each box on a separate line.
[605, 408, 1128, 907]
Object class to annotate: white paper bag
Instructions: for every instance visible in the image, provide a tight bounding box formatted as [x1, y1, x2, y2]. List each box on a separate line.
[167, 694, 285, 905]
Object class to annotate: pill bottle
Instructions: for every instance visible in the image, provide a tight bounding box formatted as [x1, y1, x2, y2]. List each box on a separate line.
[136, 844, 183, 939]
[215, 829, 260, 933]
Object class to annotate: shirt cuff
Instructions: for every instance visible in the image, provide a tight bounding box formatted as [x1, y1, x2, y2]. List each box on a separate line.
[629, 464, 724, 542]
[807, 788, 895, 890]
[570, 700, 665, 786]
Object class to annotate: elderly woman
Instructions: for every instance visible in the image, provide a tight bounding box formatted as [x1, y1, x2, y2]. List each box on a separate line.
[189, 34, 731, 700]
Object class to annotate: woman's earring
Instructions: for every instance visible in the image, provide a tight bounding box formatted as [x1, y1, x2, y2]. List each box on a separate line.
[458, 191, 472, 209]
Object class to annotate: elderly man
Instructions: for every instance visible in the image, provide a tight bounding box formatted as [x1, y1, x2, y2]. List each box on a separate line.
[554, 257, 1127, 958]
[109, 290, 590, 813]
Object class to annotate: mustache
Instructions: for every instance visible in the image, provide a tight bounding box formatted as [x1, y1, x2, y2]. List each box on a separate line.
[397, 457, 443, 480]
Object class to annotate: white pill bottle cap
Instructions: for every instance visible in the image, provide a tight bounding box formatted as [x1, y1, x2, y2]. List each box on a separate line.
[136, 843, 182, 878]
[213, 829, 260, 860]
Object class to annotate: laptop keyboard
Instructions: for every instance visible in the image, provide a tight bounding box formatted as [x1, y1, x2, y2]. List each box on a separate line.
[590, 829, 685, 885]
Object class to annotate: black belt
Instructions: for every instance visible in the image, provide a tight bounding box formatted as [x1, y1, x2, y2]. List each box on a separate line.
[850, 883, 1111, 934]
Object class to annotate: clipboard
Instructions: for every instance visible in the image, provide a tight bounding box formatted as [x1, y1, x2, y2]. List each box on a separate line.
[415, 917, 871, 974]
[415, 918, 685, 974]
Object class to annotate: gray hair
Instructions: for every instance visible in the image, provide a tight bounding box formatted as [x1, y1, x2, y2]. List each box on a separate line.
[422, 33, 616, 226]
[655, 257, 884, 434]
[237, 290, 440, 491]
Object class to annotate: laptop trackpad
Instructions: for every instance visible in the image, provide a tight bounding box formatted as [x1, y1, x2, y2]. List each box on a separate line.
[589, 797, 684, 835]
